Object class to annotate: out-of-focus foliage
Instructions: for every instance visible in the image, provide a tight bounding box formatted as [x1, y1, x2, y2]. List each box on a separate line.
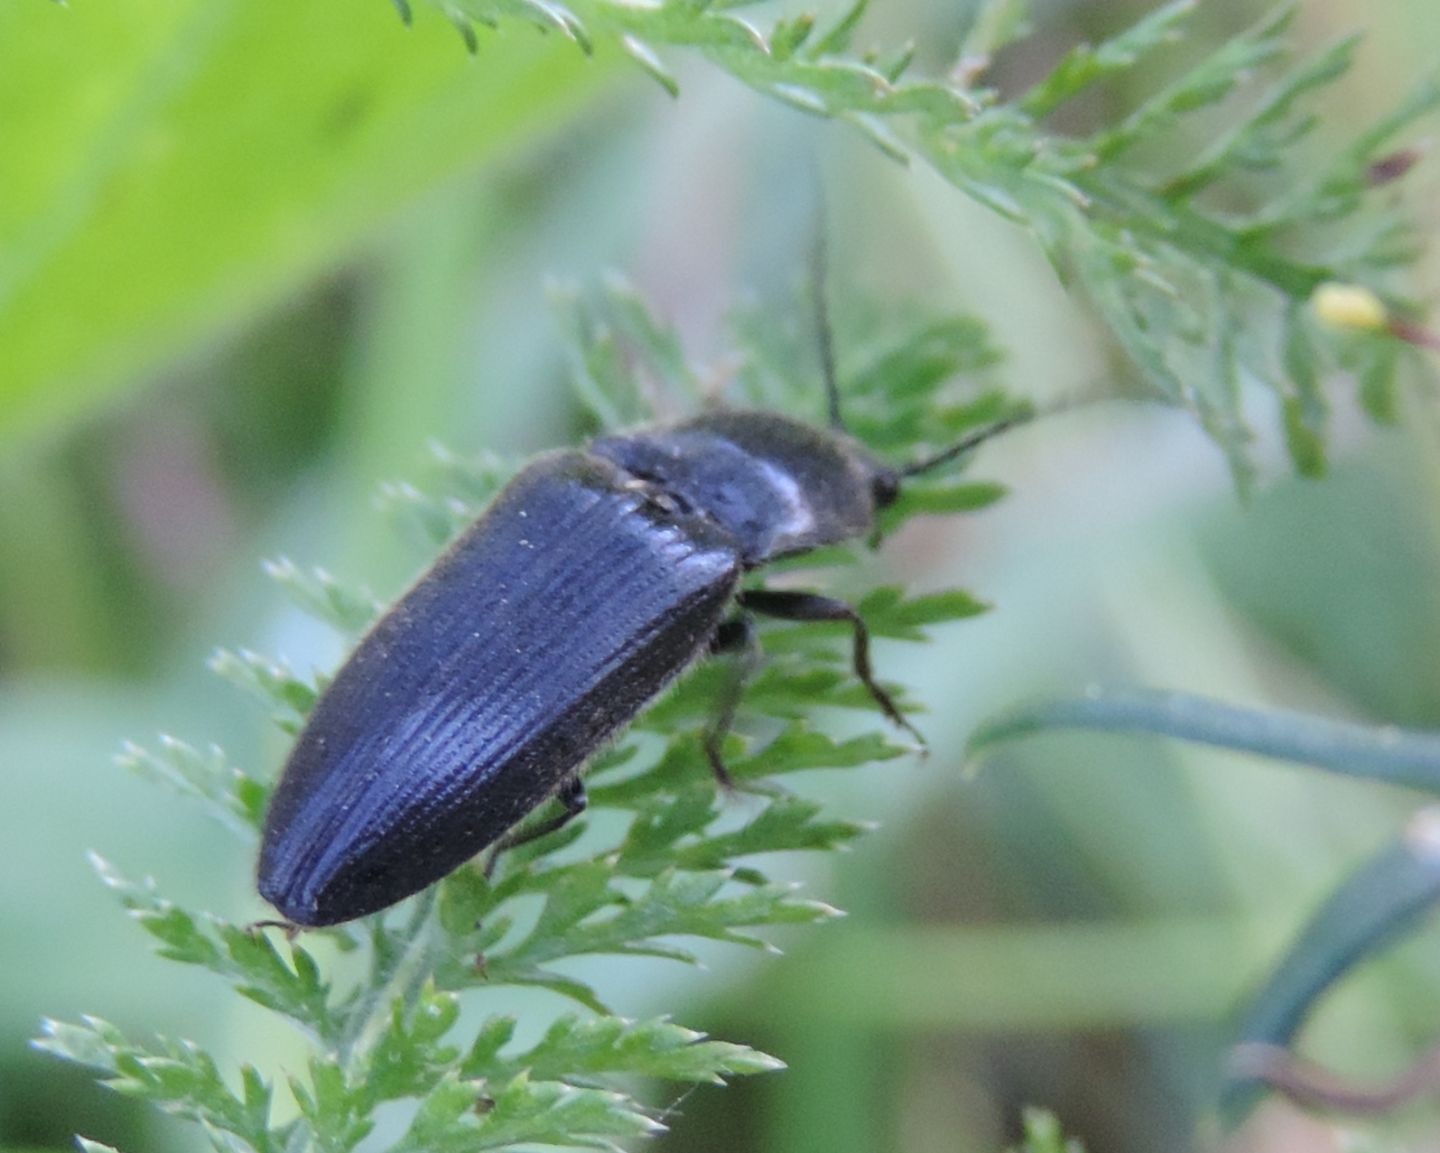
[1007, 1108, 1085, 1153]
[0, 0, 608, 445]
[439, 0, 1439, 486]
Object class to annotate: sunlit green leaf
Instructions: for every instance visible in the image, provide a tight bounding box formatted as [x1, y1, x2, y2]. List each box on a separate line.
[0, 0, 612, 448]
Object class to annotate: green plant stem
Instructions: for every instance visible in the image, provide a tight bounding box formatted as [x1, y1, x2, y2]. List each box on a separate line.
[969, 687, 1440, 792]
[338, 887, 440, 1067]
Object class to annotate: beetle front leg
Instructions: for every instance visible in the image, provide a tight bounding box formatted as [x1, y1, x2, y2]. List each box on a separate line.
[738, 588, 925, 747]
[704, 616, 763, 788]
[483, 777, 589, 877]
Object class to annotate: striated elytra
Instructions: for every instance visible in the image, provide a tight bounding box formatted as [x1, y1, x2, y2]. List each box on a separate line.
[258, 406, 1016, 927]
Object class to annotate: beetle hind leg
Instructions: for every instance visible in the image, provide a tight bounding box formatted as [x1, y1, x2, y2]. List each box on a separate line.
[483, 777, 589, 878]
[704, 616, 763, 789]
[738, 588, 926, 748]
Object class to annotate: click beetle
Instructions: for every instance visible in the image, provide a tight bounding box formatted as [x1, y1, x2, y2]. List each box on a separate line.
[258, 305, 1023, 928]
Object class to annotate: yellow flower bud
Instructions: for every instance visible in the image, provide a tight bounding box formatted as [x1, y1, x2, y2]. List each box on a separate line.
[1310, 282, 1389, 332]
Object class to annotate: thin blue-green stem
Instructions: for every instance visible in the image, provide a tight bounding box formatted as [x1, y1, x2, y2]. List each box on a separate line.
[968, 687, 1440, 793]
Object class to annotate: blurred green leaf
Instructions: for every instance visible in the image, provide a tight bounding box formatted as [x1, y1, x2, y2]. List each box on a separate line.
[264, 558, 382, 637]
[1021, 0, 1197, 120]
[117, 735, 268, 835]
[208, 648, 319, 733]
[856, 586, 992, 642]
[1084, 5, 1294, 159]
[0, 0, 611, 447]
[1007, 1107, 1085, 1153]
[960, 0, 1034, 67]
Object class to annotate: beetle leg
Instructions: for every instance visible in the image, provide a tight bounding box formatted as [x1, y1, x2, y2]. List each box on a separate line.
[709, 616, 754, 656]
[738, 589, 926, 747]
[483, 777, 589, 877]
[704, 616, 762, 788]
[248, 918, 302, 940]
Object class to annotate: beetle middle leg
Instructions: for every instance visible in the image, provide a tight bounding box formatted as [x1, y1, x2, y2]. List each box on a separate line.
[704, 616, 763, 789]
[483, 777, 589, 878]
[738, 588, 925, 747]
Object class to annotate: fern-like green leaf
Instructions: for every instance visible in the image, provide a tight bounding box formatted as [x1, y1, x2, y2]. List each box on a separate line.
[430, 0, 1435, 482]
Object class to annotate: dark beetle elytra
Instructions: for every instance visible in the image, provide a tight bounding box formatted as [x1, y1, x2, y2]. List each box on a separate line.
[259, 387, 1018, 926]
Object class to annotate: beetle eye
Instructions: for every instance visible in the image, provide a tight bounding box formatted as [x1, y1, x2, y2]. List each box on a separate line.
[871, 470, 901, 509]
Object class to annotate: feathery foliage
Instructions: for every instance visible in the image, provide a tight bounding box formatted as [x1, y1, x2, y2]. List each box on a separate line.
[436, 0, 1437, 487]
[38, 277, 1016, 1152]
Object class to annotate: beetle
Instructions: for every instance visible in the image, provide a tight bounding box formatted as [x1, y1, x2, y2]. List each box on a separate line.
[257, 310, 1023, 928]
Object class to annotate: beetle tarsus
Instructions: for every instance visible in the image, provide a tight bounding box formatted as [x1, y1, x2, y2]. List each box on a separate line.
[739, 588, 925, 748]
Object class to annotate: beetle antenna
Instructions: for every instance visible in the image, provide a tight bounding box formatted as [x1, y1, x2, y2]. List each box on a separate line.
[811, 202, 846, 432]
[900, 411, 1032, 478]
[901, 383, 1124, 478]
